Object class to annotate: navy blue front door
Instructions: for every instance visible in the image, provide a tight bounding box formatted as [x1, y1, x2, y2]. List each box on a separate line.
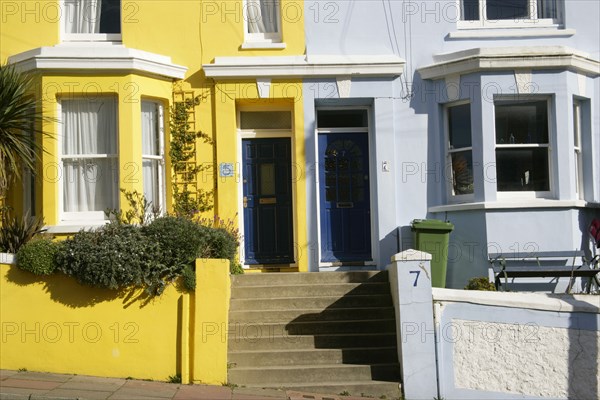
[242, 138, 294, 264]
[318, 133, 371, 262]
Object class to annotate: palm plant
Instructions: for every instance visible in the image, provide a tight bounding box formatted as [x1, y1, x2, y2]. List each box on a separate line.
[0, 63, 51, 198]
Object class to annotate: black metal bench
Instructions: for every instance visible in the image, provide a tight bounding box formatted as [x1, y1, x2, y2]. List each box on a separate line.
[488, 250, 599, 292]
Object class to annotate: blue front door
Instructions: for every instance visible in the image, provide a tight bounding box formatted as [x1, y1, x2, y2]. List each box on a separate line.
[242, 138, 294, 264]
[318, 133, 372, 262]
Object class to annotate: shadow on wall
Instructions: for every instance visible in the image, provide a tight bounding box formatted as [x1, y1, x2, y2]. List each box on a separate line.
[4, 263, 176, 308]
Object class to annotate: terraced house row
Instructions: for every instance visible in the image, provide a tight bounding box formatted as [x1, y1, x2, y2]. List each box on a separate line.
[2, 0, 599, 287]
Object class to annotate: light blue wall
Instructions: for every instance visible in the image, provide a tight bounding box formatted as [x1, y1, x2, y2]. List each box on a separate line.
[303, 0, 600, 281]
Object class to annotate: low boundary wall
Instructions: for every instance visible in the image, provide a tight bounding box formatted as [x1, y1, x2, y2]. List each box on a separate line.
[0, 257, 230, 385]
[388, 250, 600, 400]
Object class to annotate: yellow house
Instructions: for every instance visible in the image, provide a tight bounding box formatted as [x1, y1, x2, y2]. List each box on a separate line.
[2, 0, 309, 272]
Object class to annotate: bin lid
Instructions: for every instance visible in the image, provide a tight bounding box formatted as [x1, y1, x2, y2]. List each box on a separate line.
[411, 219, 454, 231]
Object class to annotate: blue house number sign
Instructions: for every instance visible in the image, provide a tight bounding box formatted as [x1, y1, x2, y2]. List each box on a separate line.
[219, 163, 234, 177]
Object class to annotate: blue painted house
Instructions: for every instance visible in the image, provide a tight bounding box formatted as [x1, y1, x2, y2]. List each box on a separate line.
[299, 0, 599, 289]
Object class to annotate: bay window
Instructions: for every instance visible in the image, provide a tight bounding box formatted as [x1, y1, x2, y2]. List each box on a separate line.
[446, 103, 474, 198]
[459, 0, 561, 28]
[494, 100, 550, 193]
[245, 0, 282, 43]
[141, 101, 165, 214]
[60, 97, 119, 221]
[63, 0, 121, 41]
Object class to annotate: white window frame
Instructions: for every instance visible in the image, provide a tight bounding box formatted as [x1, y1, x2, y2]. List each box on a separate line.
[445, 101, 475, 203]
[141, 101, 166, 215]
[494, 97, 553, 200]
[58, 97, 119, 222]
[457, 0, 563, 29]
[573, 99, 584, 200]
[61, 0, 122, 42]
[243, 0, 282, 45]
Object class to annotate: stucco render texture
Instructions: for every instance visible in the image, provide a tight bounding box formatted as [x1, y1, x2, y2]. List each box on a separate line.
[452, 319, 600, 399]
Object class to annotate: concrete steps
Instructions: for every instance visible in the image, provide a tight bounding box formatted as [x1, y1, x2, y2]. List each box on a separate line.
[227, 271, 402, 399]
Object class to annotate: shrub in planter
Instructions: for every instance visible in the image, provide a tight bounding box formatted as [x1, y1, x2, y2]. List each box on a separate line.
[143, 216, 210, 269]
[55, 223, 173, 294]
[16, 238, 60, 275]
[464, 277, 496, 291]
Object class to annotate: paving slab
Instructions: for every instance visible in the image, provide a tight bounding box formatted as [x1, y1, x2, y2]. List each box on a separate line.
[173, 385, 232, 400]
[0, 371, 18, 380]
[4, 372, 72, 383]
[46, 388, 113, 399]
[233, 387, 286, 399]
[58, 380, 125, 392]
[0, 386, 51, 397]
[0, 378, 61, 391]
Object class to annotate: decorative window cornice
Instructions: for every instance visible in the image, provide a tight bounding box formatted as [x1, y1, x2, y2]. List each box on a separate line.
[8, 44, 187, 80]
[418, 46, 600, 80]
[203, 55, 405, 79]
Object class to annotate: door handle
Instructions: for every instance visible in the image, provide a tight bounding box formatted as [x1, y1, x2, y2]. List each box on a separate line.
[243, 196, 248, 208]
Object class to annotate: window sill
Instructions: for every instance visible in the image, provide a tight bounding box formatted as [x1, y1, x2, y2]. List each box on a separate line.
[45, 221, 110, 234]
[241, 42, 286, 50]
[448, 28, 575, 39]
[429, 199, 595, 213]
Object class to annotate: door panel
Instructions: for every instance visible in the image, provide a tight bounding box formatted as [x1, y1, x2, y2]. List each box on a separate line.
[318, 133, 371, 262]
[243, 138, 294, 264]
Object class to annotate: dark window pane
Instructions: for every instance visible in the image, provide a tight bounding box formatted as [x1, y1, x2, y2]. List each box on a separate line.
[538, 0, 557, 19]
[317, 110, 368, 128]
[450, 151, 474, 195]
[100, 0, 121, 33]
[461, 0, 479, 20]
[240, 111, 292, 130]
[495, 101, 548, 144]
[448, 104, 472, 149]
[486, 0, 528, 20]
[496, 148, 549, 191]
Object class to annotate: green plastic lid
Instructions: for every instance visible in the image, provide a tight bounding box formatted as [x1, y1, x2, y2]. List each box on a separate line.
[411, 219, 454, 231]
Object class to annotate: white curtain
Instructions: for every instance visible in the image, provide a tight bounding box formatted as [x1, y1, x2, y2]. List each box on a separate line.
[247, 0, 278, 33]
[538, 0, 557, 19]
[62, 98, 117, 212]
[141, 102, 160, 208]
[64, 0, 102, 34]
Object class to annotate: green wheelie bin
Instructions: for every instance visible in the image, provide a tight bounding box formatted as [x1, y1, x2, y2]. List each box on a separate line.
[411, 219, 454, 288]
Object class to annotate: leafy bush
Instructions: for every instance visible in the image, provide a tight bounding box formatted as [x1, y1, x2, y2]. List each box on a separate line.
[143, 216, 210, 269]
[230, 262, 244, 275]
[203, 227, 237, 262]
[181, 265, 196, 291]
[16, 238, 60, 275]
[55, 223, 174, 295]
[0, 211, 45, 253]
[464, 277, 496, 291]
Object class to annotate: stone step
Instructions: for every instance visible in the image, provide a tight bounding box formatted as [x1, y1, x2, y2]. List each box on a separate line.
[231, 271, 388, 286]
[230, 294, 393, 311]
[228, 363, 400, 385]
[228, 332, 397, 351]
[229, 307, 395, 323]
[258, 381, 402, 399]
[228, 319, 396, 337]
[228, 347, 398, 367]
[231, 282, 391, 299]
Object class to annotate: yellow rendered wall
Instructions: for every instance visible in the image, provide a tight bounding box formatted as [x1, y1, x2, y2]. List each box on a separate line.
[0, 0, 59, 61]
[0, 258, 232, 383]
[0, 261, 183, 380]
[192, 258, 231, 385]
[38, 74, 172, 226]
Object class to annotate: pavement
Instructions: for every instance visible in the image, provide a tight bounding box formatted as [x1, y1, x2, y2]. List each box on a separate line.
[0, 370, 377, 400]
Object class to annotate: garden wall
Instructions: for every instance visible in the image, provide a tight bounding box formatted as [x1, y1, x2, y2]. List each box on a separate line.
[0, 257, 230, 385]
[388, 250, 600, 400]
